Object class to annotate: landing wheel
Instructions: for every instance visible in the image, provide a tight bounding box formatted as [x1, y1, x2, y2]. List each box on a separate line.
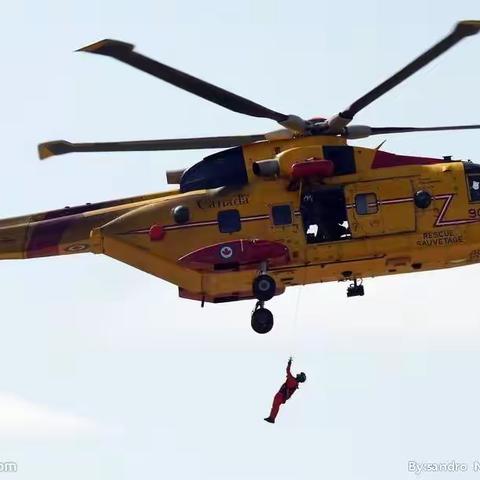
[252, 274, 276, 302]
[251, 306, 274, 334]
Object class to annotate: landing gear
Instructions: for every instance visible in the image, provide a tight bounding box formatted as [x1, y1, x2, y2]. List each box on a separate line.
[251, 301, 274, 334]
[347, 278, 364, 297]
[251, 263, 276, 333]
[252, 274, 276, 301]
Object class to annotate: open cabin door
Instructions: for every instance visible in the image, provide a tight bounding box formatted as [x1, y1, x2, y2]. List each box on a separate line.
[345, 179, 416, 238]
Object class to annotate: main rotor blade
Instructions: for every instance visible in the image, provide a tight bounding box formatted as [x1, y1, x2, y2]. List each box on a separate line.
[338, 20, 480, 123]
[76, 39, 306, 130]
[38, 134, 266, 159]
[370, 124, 480, 135]
[342, 123, 480, 139]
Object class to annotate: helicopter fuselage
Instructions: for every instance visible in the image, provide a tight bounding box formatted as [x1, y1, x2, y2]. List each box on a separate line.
[1, 135, 480, 305]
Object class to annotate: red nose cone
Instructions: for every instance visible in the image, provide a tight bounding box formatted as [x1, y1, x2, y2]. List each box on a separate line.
[149, 224, 166, 241]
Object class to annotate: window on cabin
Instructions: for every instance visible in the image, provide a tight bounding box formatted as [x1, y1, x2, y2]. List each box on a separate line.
[467, 174, 480, 202]
[218, 209, 241, 233]
[355, 193, 378, 215]
[271, 205, 292, 226]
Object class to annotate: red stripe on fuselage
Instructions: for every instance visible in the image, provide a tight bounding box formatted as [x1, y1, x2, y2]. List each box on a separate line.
[372, 151, 443, 169]
[26, 216, 77, 258]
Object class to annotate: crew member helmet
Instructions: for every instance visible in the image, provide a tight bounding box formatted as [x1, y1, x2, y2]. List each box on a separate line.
[297, 372, 307, 383]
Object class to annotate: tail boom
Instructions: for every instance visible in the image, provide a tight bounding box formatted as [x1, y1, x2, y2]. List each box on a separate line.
[0, 192, 170, 260]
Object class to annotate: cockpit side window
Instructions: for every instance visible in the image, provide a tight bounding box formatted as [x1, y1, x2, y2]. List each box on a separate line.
[467, 174, 480, 202]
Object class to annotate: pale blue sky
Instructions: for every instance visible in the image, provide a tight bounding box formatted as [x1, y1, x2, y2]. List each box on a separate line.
[1, 1, 480, 479]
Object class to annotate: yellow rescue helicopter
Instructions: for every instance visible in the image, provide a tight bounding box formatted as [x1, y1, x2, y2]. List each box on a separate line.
[2, 21, 480, 333]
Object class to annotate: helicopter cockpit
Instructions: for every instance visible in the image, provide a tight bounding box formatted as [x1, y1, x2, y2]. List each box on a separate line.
[465, 161, 480, 202]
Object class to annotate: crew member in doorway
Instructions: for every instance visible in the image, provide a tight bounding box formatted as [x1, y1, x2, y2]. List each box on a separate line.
[264, 357, 306, 424]
[301, 188, 349, 243]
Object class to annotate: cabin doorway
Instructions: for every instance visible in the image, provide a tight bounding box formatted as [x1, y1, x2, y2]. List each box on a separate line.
[300, 185, 351, 244]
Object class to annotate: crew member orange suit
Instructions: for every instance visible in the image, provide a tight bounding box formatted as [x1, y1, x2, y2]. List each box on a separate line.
[267, 359, 299, 421]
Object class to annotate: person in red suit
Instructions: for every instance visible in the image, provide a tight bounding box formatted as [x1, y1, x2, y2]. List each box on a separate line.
[264, 357, 306, 423]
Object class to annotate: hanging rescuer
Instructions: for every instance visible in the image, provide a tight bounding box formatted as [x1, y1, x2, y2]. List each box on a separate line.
[264, 357, 306, 423]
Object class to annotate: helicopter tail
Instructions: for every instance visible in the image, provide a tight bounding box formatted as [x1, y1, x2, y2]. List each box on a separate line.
[0, 204, 116, 260]
[0, 218, 29, 259]
[0, 213, 93, 260]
